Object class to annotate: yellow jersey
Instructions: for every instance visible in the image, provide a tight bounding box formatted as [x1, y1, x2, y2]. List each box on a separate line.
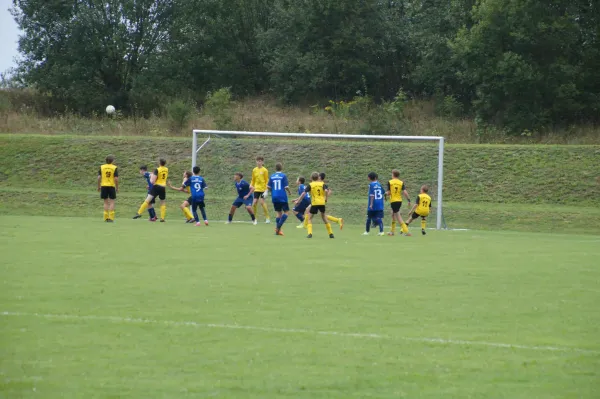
[154, 166, 168, 187]
[99, 164, 118, 187]
[388, 178, 405, 203]
[307, 181, 327, 206]
[251, 166, 269, 192]
[416, 193, 432, 216]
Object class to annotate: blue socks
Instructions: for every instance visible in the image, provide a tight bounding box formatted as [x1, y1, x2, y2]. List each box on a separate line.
[228, 214, 233, 222]
[295, 213, 304, 222]
[200, 208, 207, 221]
[365, 218, 371, 232]
[277, 214, 288, 229]
[148, 208, 156, 218]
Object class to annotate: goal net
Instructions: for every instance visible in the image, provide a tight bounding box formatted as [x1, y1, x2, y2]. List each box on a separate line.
[191, 130, 446, 230]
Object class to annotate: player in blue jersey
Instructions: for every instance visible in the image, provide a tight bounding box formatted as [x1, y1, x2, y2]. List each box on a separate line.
[364, 172, 385, 236]
[292, 176, 311, 228]
[139, 166, 157, 221]
[170, 167, 208, 226]
[227, 172, 257, 224]
[267, 163, 292, 236]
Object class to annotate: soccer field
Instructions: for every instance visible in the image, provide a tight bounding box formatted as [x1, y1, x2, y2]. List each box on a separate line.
[1, 216, 599, 398]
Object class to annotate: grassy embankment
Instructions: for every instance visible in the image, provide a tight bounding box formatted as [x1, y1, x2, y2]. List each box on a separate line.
[0, 135, 598, 233]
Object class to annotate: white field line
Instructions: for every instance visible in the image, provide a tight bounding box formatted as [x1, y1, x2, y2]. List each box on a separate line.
[2, 311, 598, 355]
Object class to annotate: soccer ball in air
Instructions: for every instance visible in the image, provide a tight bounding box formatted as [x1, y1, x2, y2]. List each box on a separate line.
[105, 105, 116, 115]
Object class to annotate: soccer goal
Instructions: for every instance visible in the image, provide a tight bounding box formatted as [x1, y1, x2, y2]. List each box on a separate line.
[192, 130, 446, 230]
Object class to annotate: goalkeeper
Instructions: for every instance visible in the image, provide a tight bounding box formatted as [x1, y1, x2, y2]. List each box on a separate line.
[250, 156, 271, 223]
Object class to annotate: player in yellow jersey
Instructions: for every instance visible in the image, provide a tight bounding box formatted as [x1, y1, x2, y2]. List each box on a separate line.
[318, 172, 343, 230]
[406, 185, 432, 235]
[98, 155, 119, 222]
[250, 156, 271, 223]
[168, 171, 196, 223]
[133, 158, 168, 222]
[296, 172, 334, 239]
[386, 169, 411, 236]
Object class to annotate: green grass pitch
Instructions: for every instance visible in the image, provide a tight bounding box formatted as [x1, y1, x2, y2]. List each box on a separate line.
[1, 216, 599, 398]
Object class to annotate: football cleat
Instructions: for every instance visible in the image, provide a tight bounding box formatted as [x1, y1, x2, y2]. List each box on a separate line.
[306, 234, 313, 238]
[265, 219, 271, 224]
[186, 219, 195, 223]
[422, 229, 426, 235]
[387, 232, 395, 236]
[204, 220, 209, 226]
[377, 232, 385, 236]
[252, 220, 258, 225]
[149, 217, 157, 222]
[362, 232, 369, 236]
[196, 222, 202, 227]
[160, 219, 166, 222]
[329, 234, 334, 239]
[132, 214, 142, 219]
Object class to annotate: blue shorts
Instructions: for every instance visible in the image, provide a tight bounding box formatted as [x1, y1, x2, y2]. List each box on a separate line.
[367, 210, 384, 219]
[293, 201, 310, 214]
[273, 202, 290, 212]
[232, 197, 253, 208]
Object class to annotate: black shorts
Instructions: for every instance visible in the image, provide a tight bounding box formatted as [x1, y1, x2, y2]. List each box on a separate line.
[390, 202, 402, 213]
[368, 210, 384, 219]
[148, 194, 156, 205]
[186, 196, 192, 205]
[310, 205, 326, 214]
[253, 191, 264, 199]
[412, 212, 427, 219]
[150, 185, 166, 200]
[273, 202, 289, 212]
[100, 186, 116, 200]
[191, 199, 205, 209]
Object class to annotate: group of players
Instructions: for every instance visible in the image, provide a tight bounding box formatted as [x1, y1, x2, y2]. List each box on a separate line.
[97, 155, 432, 237]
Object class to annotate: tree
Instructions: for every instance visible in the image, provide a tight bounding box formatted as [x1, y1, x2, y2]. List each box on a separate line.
[259, 0, 410, 102]
[451, 0, 600, 131]
[12, 0, 174, 114]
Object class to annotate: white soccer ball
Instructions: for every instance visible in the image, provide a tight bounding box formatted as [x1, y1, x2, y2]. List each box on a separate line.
[105, 105, 116, 115]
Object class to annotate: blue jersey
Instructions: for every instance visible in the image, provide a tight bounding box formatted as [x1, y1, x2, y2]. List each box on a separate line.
[235, 179, 251, 198]
[184, 175, 207, 200]
[298, 184, 311, 205]
[268, 172, 289, 203]
[368, 181, 385, 211]
[143, 171, 153, 193]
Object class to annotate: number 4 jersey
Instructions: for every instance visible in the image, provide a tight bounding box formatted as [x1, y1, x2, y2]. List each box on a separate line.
[368, 181, 385, 210]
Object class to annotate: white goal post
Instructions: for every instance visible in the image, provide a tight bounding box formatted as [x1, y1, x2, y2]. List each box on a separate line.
[192, 130, 445, 230]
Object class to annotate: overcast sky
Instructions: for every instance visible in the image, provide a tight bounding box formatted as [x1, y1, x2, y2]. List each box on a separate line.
[0, 0, 20, 73]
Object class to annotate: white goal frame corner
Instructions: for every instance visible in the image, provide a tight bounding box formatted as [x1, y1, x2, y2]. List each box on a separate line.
[192, 130, 445, 230]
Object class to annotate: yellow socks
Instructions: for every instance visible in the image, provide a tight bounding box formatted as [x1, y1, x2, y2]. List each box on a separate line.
[325, 223, 333, 235]
[109, 210, 115, 220]
[391, 221, 396, 233]
[307, 223, 313, 235]
[183, 207, 193, 220]
[160, 205, 166, 220]
[303, 216, 309, 228]
[252, 203, 258, 216]
[261, 203, 270, 218]
[103, 210, 109, 220]
[137, 201, 149, 215]
[327, 215, 340, 224]
[421, 219, 426, 230]
[401, 222, 409, 234]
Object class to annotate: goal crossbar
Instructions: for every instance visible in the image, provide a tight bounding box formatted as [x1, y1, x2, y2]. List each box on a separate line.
[192, 129, 445, 229]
